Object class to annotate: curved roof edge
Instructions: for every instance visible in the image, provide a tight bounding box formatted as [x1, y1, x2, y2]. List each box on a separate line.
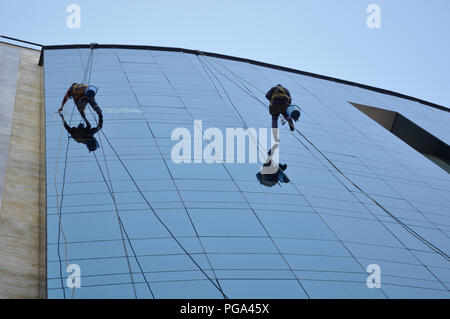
[39, 44, 450, 113]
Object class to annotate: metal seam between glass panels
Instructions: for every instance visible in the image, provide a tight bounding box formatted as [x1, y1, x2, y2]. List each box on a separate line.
[45, 47, 450, 298]
[111, 49, 229, 298]
[197, 54, 393, 297]
[196, 54, 449, 291]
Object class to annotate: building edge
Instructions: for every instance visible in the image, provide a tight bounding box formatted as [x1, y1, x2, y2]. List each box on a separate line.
[0, 42, 46, 298]
[39, 43, 450, 113]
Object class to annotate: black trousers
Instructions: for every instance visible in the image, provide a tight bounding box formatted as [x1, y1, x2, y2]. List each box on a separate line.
[271, 111, 292, 128]
[76, 98, 102, 125]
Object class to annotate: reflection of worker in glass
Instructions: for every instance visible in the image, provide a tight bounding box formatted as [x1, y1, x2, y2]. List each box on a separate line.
[59, 112, 103, 152]
[256, 144, 290, 187]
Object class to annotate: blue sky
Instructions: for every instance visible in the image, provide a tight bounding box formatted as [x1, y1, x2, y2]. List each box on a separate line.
[1, 0, 449, 107]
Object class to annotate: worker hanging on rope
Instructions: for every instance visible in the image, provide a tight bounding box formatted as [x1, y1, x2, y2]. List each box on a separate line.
[58, 110, 103, 152]
[58, 83, 103, 125]
[266, 84, 300, 131]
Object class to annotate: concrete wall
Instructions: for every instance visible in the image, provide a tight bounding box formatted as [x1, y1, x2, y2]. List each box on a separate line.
[0, 42, 46, 298]
[0, 43, 20, 208]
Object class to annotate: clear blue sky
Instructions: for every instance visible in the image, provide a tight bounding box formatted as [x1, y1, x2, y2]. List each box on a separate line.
[2, 0, 449, 108]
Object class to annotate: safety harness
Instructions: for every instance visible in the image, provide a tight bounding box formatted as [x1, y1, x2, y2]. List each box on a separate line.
[270, 85, 291, 105]
[70, 83, 89, 102]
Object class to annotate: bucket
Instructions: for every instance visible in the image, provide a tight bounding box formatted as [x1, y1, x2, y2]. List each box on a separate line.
[85, 85, 98, 99]
[286, 105, 301, 121]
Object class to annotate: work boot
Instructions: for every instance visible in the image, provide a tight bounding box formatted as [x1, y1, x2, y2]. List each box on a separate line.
[277, 171, 290, 183]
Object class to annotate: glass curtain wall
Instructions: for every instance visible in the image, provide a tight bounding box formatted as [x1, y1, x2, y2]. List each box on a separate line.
[44, 47, 450, 298]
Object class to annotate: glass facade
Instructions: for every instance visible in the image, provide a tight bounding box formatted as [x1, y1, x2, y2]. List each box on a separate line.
[44, 47, 450, 298]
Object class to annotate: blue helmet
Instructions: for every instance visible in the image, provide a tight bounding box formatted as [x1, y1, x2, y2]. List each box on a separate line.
[286, 105, 301, 121]
[85, 85, 98, 99]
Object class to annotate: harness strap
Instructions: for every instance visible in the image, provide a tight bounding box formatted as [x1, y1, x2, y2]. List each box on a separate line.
[270, 86, 290, 104]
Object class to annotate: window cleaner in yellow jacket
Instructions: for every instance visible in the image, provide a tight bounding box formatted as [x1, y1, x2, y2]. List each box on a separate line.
[58, 83, 102, 125]
[265, 84, 300, 131]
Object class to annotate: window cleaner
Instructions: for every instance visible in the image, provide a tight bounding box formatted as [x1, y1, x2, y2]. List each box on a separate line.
[58, 83, 102, 125]
[266, 84, 297, 131]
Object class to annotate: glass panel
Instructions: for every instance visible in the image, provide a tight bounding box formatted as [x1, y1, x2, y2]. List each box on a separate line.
[44, 47, 450, 299]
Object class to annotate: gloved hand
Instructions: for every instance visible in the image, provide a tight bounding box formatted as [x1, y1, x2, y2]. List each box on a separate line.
[289, 123, 295, 131]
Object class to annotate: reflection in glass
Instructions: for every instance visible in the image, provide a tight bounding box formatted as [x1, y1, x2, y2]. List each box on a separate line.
[44, 47, 450, 299]
[256, 145, 290, 187]
[59, 111, 103, 152]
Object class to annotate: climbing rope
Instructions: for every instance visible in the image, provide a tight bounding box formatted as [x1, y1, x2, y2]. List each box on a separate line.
[195, 53, 449, 294]
[54, 62, 85, 299]
[54, 44, 100, 299]
[82, 44, 146, 298]
[195, 55, 312, 297]
[196, 51, 450, 262]
[78, 53, 228, 297]
[86, 108, 154, 299]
